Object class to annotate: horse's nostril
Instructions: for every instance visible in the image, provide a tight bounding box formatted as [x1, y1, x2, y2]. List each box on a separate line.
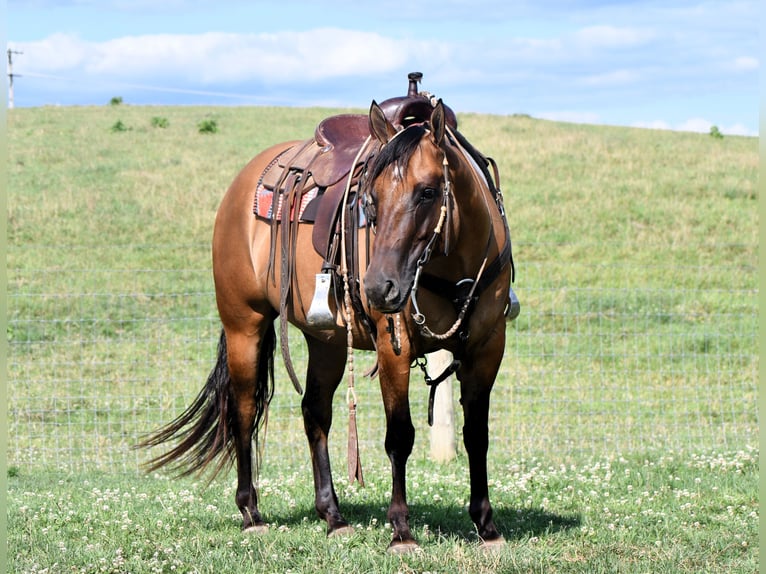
[365, 276, 402, 312]
[383, 280, 398, 303]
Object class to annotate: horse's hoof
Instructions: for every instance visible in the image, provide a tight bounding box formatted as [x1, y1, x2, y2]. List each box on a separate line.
[480, 536, 506, 552]
[243, 523, 269, 535]
[328, 525, 355, 538]
[387, 540, 421, 554]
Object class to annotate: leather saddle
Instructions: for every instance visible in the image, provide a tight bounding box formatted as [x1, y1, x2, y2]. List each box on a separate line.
[255, 72, 458, 263]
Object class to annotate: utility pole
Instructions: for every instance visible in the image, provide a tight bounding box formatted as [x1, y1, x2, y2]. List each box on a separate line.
[8, 49, 22, 109]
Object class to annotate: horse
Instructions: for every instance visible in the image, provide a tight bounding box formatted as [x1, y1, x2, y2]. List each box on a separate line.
[140, 80, 516, 553]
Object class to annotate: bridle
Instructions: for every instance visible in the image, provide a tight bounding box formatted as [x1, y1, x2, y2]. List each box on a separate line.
[361, 123, 511, 340]
[358, 120, 514, 427]
[400, 126, 513, 426]
[408, 146, 495, 341]
[410, 153, 453, 326]
[371, 124, 506, 343]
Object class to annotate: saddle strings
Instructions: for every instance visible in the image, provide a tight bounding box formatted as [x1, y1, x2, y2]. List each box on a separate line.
[339, 134, 373, 486]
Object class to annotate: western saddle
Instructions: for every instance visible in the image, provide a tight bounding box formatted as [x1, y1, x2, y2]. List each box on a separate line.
[255, 72, 458, 261]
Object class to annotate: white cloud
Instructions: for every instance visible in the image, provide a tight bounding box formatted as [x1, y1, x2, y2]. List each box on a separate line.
[631, 120, 671, 131]
[719, 123, 756, 136]
[578, 69, 640, 87]
[16, 33, 90, 72]
[572, 25, 656, 50]
[731, 56, 759, 71]
[13, 29, 425, 85]
[480, 25, 655, 71]
[675, 117, 715, 133]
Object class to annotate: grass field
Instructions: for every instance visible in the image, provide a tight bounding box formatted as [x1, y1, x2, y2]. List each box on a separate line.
[6, 103, 758, 572]
[7, 448, 759, 573]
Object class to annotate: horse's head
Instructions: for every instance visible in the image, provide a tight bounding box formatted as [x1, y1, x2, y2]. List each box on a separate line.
[362, 99, 454, 314]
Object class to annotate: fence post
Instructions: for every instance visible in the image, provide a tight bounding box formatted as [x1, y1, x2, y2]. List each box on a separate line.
[428, 349, 456, 462]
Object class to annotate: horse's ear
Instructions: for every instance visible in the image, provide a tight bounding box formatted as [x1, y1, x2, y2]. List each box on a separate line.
[369, 100, 396, 144]
[430, 99, 446, 146]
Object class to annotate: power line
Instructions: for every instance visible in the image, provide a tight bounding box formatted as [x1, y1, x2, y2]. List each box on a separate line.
[8, 49, 23, 109]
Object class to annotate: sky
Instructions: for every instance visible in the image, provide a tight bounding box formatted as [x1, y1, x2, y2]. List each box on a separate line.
[6, 0, 760, 136]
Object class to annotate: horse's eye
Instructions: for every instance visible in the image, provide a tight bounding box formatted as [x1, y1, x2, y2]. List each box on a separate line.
[363, 192, 377, 225]
[419, 187, 439, 203]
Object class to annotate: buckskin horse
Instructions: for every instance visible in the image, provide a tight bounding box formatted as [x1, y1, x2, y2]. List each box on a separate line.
[140, 73, 518, 553]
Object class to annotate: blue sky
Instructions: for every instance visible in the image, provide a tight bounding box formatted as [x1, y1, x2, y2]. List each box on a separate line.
[6, 0, 760, 135]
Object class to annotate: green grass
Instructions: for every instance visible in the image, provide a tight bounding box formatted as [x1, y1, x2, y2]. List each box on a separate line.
[7, 448, 758, 573]
[6, 104, 758, 571]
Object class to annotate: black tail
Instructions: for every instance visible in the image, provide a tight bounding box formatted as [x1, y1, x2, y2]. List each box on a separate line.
[137, 326, 276, 479]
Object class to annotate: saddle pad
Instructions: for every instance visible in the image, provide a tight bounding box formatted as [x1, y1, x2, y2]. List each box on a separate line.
[254, 183, 320, 222]
[254, 180, 368, 228]
[253, 148, 320, 222]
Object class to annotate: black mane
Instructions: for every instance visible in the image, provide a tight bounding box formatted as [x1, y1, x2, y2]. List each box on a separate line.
[364, 124, 500, 200]
[365, 124, 429, 187]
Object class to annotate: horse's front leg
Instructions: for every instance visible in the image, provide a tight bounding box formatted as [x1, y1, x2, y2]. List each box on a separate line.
[459, 319, 506, 546]
[377, 333, 418, 553]
[302, 336, 352, 536]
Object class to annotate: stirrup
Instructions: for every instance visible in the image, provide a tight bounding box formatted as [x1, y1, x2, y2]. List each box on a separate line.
[505, 286, 521, 321]
[306, 273, 336, 328]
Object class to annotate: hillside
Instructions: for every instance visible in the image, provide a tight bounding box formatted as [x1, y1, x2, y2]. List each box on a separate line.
[8, 104, 757, 272]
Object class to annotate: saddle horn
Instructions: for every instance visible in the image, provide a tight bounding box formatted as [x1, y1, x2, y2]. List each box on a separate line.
[407, 72, 423, 96]
[375, 72, 459, 131]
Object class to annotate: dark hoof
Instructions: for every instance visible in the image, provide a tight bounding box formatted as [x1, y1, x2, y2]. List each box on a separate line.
[387, 540, 421, 554]
[328, 525, 355, 538]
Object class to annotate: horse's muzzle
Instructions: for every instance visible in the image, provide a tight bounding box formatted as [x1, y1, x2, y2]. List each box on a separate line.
[364, 276, 410, 314]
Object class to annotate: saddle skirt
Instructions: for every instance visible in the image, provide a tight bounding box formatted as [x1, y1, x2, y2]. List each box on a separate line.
[255, 115, 371, 212]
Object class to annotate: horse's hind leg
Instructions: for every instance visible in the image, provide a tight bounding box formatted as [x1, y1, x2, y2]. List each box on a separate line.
[301, 336, 351, 535]
[225, 316, 275, 532]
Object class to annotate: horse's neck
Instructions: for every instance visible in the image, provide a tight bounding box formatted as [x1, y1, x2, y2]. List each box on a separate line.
[451, 156, 499, 267]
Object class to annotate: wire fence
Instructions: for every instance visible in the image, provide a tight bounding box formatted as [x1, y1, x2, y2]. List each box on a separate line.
[7, 242, 758, 474]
